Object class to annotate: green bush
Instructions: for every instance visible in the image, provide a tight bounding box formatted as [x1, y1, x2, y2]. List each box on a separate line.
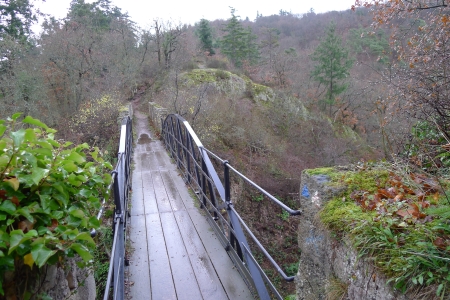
[0, 113, 112, 296]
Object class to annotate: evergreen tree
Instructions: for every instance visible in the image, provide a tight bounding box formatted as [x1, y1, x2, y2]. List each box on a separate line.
[311, 22, 353, 116]
[196, 19, 215, 55]
[0, 0, 37, 41]
[221, 8, 259, 67]
[243, 26, 259, 64]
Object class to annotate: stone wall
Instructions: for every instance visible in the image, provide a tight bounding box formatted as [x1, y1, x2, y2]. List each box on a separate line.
[296, 170, 407, 300]
[41, 257, 96, 300]
[148, 102, 168, 132]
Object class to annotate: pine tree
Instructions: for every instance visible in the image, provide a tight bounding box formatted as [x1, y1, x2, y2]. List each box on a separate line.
[221, 8, 259, 67]
[196, 19, 215, 55]
[311, 22, 353, 116]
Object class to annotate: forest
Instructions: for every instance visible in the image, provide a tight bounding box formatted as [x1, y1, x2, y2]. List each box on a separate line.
[1, 0, 450, 298]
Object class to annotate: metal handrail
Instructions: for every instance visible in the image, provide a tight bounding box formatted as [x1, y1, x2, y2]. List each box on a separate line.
[161, 114, 301, 300]
[99, 115, 133, 300]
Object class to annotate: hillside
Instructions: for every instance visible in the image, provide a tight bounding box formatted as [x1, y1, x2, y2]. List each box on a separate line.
[2, 0, 450, 297]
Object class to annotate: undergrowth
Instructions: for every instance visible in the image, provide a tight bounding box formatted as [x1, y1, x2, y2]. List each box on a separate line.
[93, 227, 113, 297]
[319, 162, 450, 299]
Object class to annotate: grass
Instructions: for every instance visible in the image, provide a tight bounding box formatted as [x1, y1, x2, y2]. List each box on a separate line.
[326, 277, 348, 300]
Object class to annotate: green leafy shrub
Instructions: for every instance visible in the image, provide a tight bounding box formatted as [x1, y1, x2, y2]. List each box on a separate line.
[0, 113, 112, 296]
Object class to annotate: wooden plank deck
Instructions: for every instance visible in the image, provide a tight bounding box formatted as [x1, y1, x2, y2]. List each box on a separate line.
[127, 111, 254, 300]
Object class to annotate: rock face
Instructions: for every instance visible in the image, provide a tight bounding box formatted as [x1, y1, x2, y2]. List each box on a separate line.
[32, 257, 96, 300]
[296, 170, 407, 300]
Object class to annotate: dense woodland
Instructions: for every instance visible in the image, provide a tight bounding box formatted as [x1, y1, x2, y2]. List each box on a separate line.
[1, 0, 450, 298]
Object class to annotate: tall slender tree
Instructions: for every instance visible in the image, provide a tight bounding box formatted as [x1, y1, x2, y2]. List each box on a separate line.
[196, 18, 215, 55]
[221, 7, 259, 67]
[310, 22, 353, 116]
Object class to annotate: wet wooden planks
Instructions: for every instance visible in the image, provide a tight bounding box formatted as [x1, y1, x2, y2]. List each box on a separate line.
[128, 112, 253, 300]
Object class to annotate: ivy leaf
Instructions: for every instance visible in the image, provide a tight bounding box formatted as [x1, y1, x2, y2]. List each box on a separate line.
[76, 175, 87, 182]
[51, 210, 64, 219]
[11, 129, 26, 147]
[16, 207, 34, 222]
[67, 174, 82, 187]
[67, 152, 85, 164]
[39, 194, 53, 210]
[79, 189, 92, 198]
[0, 200, 16, 215]
[31, 244, 57, 268]
[8, 230, 37, 255]
[52, 182, 69, 207]
[30, 167, 48, 185]
[36, 141, 53, 150]
[70, 209, 85, 219]
[32, 148, 53, 158]
[63, 162, 78, 173]
[24, 128, 36, 142]
[0, 124, 6, 137]
[11, 113, 22, 120]
[0, 255, 14, 268]
[75, 232, 95, 247]
[70, 243, 92, 262]
[88, 216, 100, 228]
[0, 155, 9, 169]
[22, 116, 48, 130]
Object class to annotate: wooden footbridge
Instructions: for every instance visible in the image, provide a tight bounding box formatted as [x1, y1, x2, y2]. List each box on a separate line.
[101, 107, 301, 300]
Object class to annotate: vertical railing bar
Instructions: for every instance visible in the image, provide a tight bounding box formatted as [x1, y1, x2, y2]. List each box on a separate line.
[185, 131, 191, 183]
[103, 219, 121, 300]
[242, 244, 283, 300]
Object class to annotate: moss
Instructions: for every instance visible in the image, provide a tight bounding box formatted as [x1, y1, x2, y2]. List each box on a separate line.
[341, 169, 389, 194]
[320, 198, 375, 233]
[305, 167, 336, 177]
[183, 68, 233, 85]
[310, 165, 390, 232]
[119, 106, 129, 112]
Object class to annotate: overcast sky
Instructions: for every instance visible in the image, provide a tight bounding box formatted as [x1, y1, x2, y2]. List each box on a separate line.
[35, 0, 356, 31]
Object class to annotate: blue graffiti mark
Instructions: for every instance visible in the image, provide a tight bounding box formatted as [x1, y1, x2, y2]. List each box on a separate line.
[305, 230, 323, 253]
[301, 185, 310, 198]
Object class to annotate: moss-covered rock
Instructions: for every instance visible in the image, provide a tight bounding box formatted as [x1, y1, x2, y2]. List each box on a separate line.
[181, 69, 275, 102]
[297, 164, 449, 300]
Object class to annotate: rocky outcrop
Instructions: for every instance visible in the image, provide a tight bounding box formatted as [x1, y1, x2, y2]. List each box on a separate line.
[296, 170, 407, 300]
[181, 69, 275, 102]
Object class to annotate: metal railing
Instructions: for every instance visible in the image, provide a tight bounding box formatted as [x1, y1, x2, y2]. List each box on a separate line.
[95, 116, 133, 300]
[161, 114, 301, 300]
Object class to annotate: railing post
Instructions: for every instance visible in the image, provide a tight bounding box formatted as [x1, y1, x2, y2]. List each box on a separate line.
[201, 158, 207, 209]
[224, 161, 244, 260]
[224, 161, 231, 205]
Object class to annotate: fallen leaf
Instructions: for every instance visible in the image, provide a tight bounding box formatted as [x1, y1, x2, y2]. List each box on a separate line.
[433, 237, 448, 250]
[394, 194, 404, 202]
[48, 219, 58, 231]
[18, 220, 34, 232]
